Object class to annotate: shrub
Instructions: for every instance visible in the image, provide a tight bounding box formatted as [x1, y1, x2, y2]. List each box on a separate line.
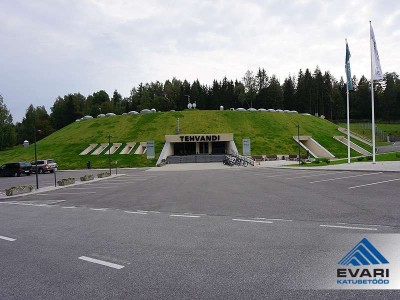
[366, 156, 373, 161]
[97, 172, 111, 178]
[80, 174, 94, 181]
[57, 178, 75, 186]
[357, 157, 365, 161]
[5, 185, 34, 196]
[314, 158, 330, 164]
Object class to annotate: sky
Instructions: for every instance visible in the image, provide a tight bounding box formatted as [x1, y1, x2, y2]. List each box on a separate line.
[1, 0, 399, 123]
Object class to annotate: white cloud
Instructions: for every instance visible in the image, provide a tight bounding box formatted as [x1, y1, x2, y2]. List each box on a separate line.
[0, 0, 399, 122]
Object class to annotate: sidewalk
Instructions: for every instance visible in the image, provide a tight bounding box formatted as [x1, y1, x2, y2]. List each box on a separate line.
[148, 160, 400, 172]
[283, 161, 400, 172]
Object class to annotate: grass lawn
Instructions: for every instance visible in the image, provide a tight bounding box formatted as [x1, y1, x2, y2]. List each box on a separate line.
[0, 111, 386, 169]
[337, 122, 400, 144]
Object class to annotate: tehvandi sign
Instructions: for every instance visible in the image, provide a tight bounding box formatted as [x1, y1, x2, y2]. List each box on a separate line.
[179, 135, 221, 142]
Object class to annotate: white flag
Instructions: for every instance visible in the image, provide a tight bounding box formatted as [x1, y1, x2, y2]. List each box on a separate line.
[370, 24, 383, 80]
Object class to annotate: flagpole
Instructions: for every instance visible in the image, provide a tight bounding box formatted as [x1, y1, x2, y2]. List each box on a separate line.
[369, 21, 376, 163]
[346, 39, 351, 164]
[346, 82, 351, 163]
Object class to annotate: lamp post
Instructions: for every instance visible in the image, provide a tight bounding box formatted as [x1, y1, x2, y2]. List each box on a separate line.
[297, 123, 301, 166]
[34, 127, 39, 189]
[108, 135, 112, 175]
[185, 95, 194, 109]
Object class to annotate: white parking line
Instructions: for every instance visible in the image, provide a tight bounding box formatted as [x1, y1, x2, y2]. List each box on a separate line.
[286, 171, 347, 180]
[232, 219, 273, 224]
[348, 178, 400, 189]
[105, 180, 144, 183]
[259, 172, 311, 178]
[337, 222, 384, 227]
[55, 192, 97, 195]
[124, 175, 159, 178]
[255, 218, 293, 221]
[170, 214, 201, 218]
[62, 206, 77, 209]
[124, 211, 148, 215]
[0, 235, 16, 242]
[320, 224, 378, 231]
[78, 256, 124, 269]
[78, 186, 110, 189]
[86, 183, 129, 185]
[310, 172, 382, 183]
[108, 178, 155, 181]
[89, 208, 108, 211]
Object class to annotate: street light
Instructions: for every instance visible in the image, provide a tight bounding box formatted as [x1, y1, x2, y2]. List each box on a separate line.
[108, 135, 112, 175]
[296, 123, 301, 166]
[33, 127, 41, 190]
[185, 95, 194, 109]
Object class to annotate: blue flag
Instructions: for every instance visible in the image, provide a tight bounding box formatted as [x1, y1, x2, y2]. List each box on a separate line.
[345, 41, 353, 91]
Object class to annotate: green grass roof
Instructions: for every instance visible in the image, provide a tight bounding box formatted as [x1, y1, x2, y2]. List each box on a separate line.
[1, 110, 356, 169]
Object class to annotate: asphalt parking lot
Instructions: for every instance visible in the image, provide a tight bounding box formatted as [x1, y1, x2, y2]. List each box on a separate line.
[0, 169, 125, 196]
[1, 167, 399, 299]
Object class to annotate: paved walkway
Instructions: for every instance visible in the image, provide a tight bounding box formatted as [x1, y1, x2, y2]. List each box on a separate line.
[289, 161, 400, 172]
[149, 160, 400, 172]
[377, 142, 400, 154]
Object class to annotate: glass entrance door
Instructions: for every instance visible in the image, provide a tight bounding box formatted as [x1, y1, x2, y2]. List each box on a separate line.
[212, 142, 226, 154]
[199, 142, 208, 154]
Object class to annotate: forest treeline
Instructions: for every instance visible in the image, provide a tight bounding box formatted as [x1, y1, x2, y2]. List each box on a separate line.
[0, 67, 399, 149]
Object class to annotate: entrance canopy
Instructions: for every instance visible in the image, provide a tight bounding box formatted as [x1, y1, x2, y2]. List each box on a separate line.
[157, 133, 237, 166]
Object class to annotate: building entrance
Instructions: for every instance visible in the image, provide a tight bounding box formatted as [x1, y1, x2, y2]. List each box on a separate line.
[158, 133, 237, 165]
[199, 142, 208, 154]
[212, 142, 226, 154]
[173, 142, 196, 155]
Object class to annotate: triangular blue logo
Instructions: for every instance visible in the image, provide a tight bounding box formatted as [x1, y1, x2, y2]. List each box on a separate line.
[338, 238, 389, 266]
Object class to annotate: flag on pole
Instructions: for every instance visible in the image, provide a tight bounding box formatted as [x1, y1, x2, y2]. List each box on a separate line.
[345, 40, 353, 90]
[370, 24, 383, 80]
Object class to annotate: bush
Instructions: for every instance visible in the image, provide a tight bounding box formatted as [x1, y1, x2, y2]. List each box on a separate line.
[80, 174, 94, 181]
[366, 156, 373, 161]
[57, 178, 75, 186]
[5, 185, 34, 196]
[97, 172, 111, 178]
[315, 158, 330, 164]
[357, 157, 365, 161]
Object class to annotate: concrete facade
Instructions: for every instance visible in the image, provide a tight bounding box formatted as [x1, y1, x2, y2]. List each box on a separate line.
[157, 133, 236, 166]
